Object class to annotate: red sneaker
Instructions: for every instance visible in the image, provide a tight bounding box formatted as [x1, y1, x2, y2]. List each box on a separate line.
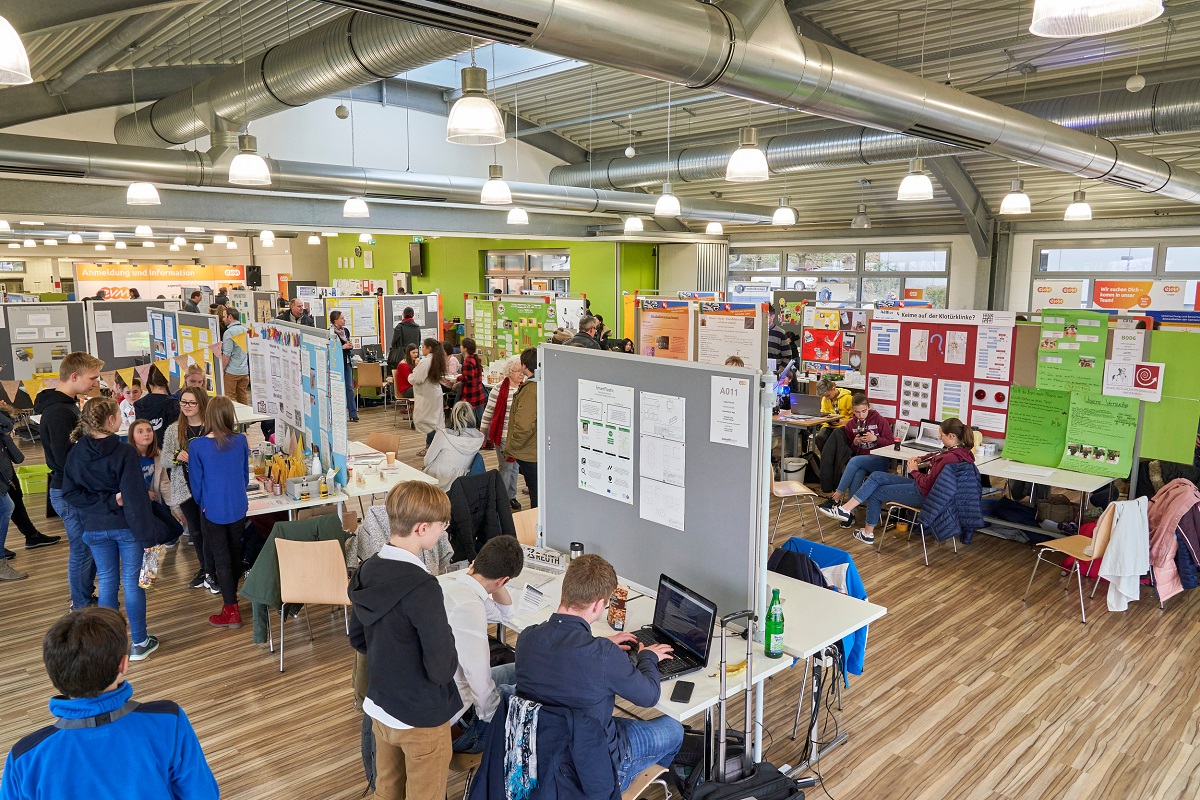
[209, 604, 243, 629]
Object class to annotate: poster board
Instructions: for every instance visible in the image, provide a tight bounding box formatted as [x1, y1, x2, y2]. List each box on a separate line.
[636, 299, 694, 361]
[799, 305, 871, 384]
[86, 299, 180, 372]
[227, 289, 275, 323]
[324, 296, 381, 354]
[696, 302, 767, 372]
[554, 296, 588, 334]
[381, 294, 442, 358]
[1142, 330, 1200, 464]
[539, 346, 768, 620]
[865, 308, 1016, 438]
[180, 285, 212, 312]
[466, 295, 552, 365]
[247, 319, 349, 485]
[0, 302, 88, 384]
[147, 308, 220, 395]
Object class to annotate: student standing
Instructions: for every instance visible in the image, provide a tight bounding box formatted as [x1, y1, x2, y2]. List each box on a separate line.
[187, 396, 250, 629]
[132, 367, 179, 447]
[34, 351, 103, 611]
[349, 481, 461, 800]
[62, 398, 161, 661]
[172, 364, 207, 399]
[411, 338, 447, 454]
[0, 405, 28, 581]
[220, 307, 251, 405]
[504, 347, 540, 508]
[388, 307, 423, 369]
[479, 356, 524, 510]
[456, 338, 486, 427]
[119, 379, 142, 428]
[330, 310, 359, 422]
[128, 421, 167, 501]
[1, 607, 218, 800]
[161, 389, 212, 591]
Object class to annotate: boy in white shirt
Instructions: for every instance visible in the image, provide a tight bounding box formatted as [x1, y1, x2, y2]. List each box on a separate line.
[438, 536, 525, 753]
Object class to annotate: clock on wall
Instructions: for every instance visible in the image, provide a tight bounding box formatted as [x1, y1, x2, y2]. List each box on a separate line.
[354, 246, 363, 257]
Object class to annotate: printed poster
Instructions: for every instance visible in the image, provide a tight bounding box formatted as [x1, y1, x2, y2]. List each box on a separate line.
[899, 375, 932, 421]
[1059, 393, 1138, 478]
[639, 301, 692, 360]
[802, 328, 843, 365]
[869, 322, 900, 356]
[867, 373, 898, 403]
[639, 392, 686, 531]
[1036, 309, 1109, 393]
[1102, 360, 1165, 403]
[935, 379, 970, 422]
[577, 380, 634, 504]
[1092, 280, 1189, 311]
[974, 325, 1013, 381]
[909, 329, 929, 362]
[697, 304, 762, 371]
[1031, 279, 1086, 311]
[944, 330, 968, 365]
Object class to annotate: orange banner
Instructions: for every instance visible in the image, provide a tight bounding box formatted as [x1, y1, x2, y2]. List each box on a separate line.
[75, 263, 246, 300]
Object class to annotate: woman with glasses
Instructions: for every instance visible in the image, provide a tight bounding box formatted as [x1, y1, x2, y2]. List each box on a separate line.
[161, 388, 211, 591]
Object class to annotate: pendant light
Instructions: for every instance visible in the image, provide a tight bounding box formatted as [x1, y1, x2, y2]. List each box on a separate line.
[173, 236, 186, 246]
[850, 178, 871, 229]
[226, 240, 237, 250]
[260, 237, 274, 247]
[480, 164, 512, 205]
[22, 239, 35, 248]
[1000, 179, 1032, 215]
[343, 197, 369, 218]
[193, 243, 204, 252]
[897, 158, 934, 201]
[0, 221, 8, 232]
[624, 216, 644, 234]
[0, 15, 32, 85]
[98, 231, 114, 242]
[1031, 0, 1162, 38]
[321, 232, 337, 237]
[142, 241, 155, 248]
[445, 47, 505, 145]
[67, 233, 83, 244]
[507, 208, 529, 225]
[655, 84, 681, 217]
[228, 134, 271, 186]
[1064, 190, 1092, 221]
[772, 197, 798, 226]
[725, 126, 769, 183]
[185, 226, 205, 233]
[507, 94, 529, 226]
[43, 239, 58, 246]
[358, 233, 373, 243]
[169, 244, 181, 252]
[259, 230, 274, 242]
[307, 234, 321, 245]
[212, 234, 228, 244]
[135, 225, 153, 237]
[126, 182, 160, 206]
[115, 241, 127, 250]
[95, 245, 106, 251]
[7, 243, 19, 248]
[705, 221, 724, 235]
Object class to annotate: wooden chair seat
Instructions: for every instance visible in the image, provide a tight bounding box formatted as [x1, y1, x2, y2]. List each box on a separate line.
[772, 480, 817, 498]
[622, 765, 668, 800]
[882, 501, 921, 514]
[1036, 534, 1096, 562]
[449, 751, 482, 772]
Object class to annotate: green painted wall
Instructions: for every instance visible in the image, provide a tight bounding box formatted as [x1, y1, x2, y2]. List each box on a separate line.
[327, 235, 657, 322]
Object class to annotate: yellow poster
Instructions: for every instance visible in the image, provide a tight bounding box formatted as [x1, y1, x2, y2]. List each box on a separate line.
[638, 301, 692, 360]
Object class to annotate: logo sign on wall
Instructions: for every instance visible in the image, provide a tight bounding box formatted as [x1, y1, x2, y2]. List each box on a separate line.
[1092, 280, 1189, 311]
[1031, 279, 1086, 310]
[1102, 359, 1165, 402]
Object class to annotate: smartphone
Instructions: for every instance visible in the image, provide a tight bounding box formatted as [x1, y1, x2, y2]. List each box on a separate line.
[670, 681, 695, 703]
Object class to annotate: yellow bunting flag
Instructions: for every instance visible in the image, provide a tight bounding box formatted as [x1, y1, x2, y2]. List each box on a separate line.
[154, 359, 173, 380]
[22, 379, 43, 400]
[116, 367, 136, 388]
[233, 333, 249, 352]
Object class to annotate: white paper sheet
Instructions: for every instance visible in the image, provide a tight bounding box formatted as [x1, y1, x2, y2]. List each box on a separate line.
[43, 327, 67, 340]
[12, 328, 38, 342]
[869, 322, 900, 356]
[971, 409, 1008, 434]
[971, 383, 1010, 410]
[426, 294, 439, 313]
[640, 392, 685, 442]
[639, 477, 685, 532]
[974, 325, 1012, 381]
[578, 380, 635, 504]
[935, 379, 971, 421]
[640, 436, 686, 487]
[945, 330, 968, 365]
[709, 376, 750, 448]
[867, 373, 898, 402]
[1110, 330, 1144, 364]
[94, 310, 113, 333]
[909, 329, 929, 362]
[697, 312, 761, 371]
[27, 314, 51, 327]
[899, 375, 933, 421]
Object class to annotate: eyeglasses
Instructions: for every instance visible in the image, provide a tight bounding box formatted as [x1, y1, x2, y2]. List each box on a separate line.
[180, 400, 199, 406]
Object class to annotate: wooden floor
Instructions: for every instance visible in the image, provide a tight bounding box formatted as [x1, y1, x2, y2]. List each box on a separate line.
[2, 402, 1199, 799]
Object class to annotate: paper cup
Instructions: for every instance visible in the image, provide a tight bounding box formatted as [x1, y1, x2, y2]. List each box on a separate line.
[385, 452, 396, 465]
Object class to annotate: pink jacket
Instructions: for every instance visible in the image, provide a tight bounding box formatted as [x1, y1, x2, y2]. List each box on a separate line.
[1146, 479, 1200, 602]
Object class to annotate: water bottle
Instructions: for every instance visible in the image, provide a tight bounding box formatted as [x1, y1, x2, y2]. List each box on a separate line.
[764, 589, 784, 659]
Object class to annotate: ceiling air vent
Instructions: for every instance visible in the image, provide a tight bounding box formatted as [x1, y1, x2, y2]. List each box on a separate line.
[0, 164, 87, 179]
[320, 1, 539, 44]
[905, 124, 990, 152]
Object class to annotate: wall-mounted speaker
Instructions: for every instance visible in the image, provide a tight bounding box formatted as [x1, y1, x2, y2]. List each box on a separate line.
[246, 264, 262, 287]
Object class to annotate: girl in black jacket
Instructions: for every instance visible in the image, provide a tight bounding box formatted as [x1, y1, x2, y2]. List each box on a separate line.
[0, 407, 27, 581]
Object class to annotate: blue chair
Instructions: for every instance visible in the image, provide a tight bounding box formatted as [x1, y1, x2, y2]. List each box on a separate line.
[468, 453, 486, 476]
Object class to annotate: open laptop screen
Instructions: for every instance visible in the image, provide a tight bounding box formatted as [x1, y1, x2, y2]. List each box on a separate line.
[653, 576, 717, 662]
[914, 420, 942, 445]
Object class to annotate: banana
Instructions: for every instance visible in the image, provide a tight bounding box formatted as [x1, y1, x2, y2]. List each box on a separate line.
[724, 660, 747, 676]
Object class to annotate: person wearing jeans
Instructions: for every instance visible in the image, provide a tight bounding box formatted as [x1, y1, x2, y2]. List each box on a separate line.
[504, 348, 540, 509]
[51, 489, 94, 608]
[615, 716, 687, 789]
[480, 356, 525, 510]
[83, 528, 148, 645]
[833, 454, 894, 505]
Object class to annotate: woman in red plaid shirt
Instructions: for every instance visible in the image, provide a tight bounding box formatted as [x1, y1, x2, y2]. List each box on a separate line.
[457, 338, 487, 427]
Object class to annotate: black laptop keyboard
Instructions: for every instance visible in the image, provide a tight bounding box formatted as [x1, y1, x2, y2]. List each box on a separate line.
[632, 629, 700, 676]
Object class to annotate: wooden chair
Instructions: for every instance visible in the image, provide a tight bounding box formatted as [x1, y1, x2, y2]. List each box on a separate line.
[356, 362, 386, 408]
[622, 765, 670, 800]
[512, 508, 538, 546]
[1023, 531, 1111, 624]
[274, 538, 351, 672]
[447, 751, 482, 800]
[365, 432, 402, 455]
[879, 502, 956, 566]
[771, 480, 824, 542]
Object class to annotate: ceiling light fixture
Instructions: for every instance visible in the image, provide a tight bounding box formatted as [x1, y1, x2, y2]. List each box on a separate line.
[184, 226, 205, 233]
[135, 225, 152, 237]
[624, 113, 637, 158]
[193, 243, 204, 251]
[173, 236, 186, 246]
[0, 15, 32, 85]
[142, 241, 155, 248]
[96, 244, 106, 251]
[1064, 189, 1092, 221]
[706, 221, 724, 235]
[480, 164, 512, 205]
[1030, 0, 1162, 38]
[21, 239, 35, 248]
[321, 231, 337, 237]
[260, 237, 274, 247]
[624, 216, 644, 234]
[18, 221, 42, 226]
[115, 241, 127, 250]
[446, 58, 506, 145]
[772, 197, 798, 226]
[67, 233, 83, 244]
[43, 239, 58, 246]
[343, 196, 370, 218]
[0, 221, 8, 232]
[8, 243, 20, 249]
[212, 234, 228, 244]
[126, 181, 160, 206]
[98, 231, 115, 242]
[851, 203, 872, 229]
[358, 233, 373, 244]
[1000, 179, 1032, 215]
[259, 230, 274, 241]
[228, 134, 272, 186]
[170, 244, 181, 252]
[307, 234, 320, 245]
[226, 241, 237, 250]
[655, 182, 682, 217]
[897, 158, 934, 201]
[725, 127, 769, 182]
[507, 207, 529, 225]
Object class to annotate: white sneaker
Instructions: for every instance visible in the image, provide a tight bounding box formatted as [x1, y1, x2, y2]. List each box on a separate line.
[818, 505, 853, 525]
[852, 528, 875, 545]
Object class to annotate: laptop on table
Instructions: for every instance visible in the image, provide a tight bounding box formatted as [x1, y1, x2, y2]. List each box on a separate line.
[905, 419, 945, 453]
[631, 574, 718, 680]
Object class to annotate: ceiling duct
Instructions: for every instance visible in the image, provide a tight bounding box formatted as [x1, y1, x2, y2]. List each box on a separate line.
[0, 133, 774, 224]
[114, 12, 472, 147]
[318, 0, 1200, 203]
[549, 78, 1200, 189]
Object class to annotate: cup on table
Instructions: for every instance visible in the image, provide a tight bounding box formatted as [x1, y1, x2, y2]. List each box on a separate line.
[385, 451, 396, 466]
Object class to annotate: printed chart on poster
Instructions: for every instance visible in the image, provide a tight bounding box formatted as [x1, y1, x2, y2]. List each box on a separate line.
[696, 303, 763, 371]
[639, 391, 686, 531]
[638, 300, 693, 360]
[577, 380, 634, 504]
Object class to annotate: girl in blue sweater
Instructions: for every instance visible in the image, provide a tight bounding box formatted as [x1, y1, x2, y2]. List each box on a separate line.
[188, 396, 250, 630]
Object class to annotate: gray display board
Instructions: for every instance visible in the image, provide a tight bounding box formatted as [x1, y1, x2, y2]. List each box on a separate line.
[539, 346, 769, 620]
[0, 302, 88, 384]
[86, 299, 181, 372]
[381, 294, 441, 357]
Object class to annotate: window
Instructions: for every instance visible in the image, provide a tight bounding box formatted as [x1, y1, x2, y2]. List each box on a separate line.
[1030, 237, 1200, 310]
[1037, 246, 1153, 272]
[486, 252, 525, 272]
[729, 244, 950, 308]
[528, 251, 570, 272]
[1164, 246, 1200, 273]
[486, 249, 571, 294]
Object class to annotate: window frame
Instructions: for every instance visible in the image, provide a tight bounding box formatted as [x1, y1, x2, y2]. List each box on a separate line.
[1029, 236, 1200, 310]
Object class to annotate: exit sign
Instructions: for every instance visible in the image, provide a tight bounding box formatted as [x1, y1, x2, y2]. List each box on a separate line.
[413, 236, 424, 243]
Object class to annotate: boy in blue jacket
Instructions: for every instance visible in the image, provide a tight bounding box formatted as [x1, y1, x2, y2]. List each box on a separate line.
[1, 607, 218, 800]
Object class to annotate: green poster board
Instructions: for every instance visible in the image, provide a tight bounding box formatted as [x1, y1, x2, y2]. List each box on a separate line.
[1142, 396, 1200, 465]
[1058, 393, 1138, 478]
[1035, 309, 1109, 393]
[1148, 330, 1200, 401]
[1003, 386, 1070, 468]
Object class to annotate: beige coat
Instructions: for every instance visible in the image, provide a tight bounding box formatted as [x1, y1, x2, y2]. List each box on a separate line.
[409, 356, 446, 435]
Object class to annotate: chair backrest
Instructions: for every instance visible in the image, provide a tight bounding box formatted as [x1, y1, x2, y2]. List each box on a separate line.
[358, 362, 384, 388]
[276, 538, 351, 606]
[512, 508, 538, 546]
[365, 432, 402, 454]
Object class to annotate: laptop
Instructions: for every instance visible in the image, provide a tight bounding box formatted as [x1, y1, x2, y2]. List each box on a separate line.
[631, 575, 718, 680]
[906, 420, 945, 453]
[785, 393, 824, 417]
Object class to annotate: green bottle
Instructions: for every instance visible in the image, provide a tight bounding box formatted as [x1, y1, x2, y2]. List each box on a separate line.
[765, 589, 784, 659]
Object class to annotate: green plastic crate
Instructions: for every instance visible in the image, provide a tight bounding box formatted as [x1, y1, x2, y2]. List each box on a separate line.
[16, 465, 50, 494]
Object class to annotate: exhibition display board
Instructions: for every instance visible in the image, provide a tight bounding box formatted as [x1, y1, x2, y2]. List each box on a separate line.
[324, 296, 381, 353]
[636, 298, 695, 360]
[1032, 278, 1195, 312]
[75, 263, 245, 301]
[147, 308, 223, 396]
[1141, 330, 1199, 465]
[865, 308, 1016, 439]
[466, 294, 553, 365]
[382, 294, 441, 357]
[86, 299, 180, 372]
[696, 302, 767, 372]
[799, 305, 873, 383]
[247, 319, 349, 485]
[0, 303, 88, 403]
[228, 290, 278, 324]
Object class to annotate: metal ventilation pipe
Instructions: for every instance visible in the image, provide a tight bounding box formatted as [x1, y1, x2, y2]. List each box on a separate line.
[114, 13, 471, 147]
[318, 0, 1200, 203]
[549, 78, 1200, 189]
[0, 133, 774, 224]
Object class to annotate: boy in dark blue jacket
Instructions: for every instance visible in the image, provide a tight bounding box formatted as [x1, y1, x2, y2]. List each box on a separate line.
[1, 607, 217, 800]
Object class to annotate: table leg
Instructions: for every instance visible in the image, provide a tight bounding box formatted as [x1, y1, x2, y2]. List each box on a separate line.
[790, 656, 810, 740]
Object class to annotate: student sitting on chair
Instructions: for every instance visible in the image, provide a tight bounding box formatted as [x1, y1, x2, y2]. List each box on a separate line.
[819, 418, 975, 545]
[812, 376, 853, 452]
[821, 394, 895, 510]
[424, 401, 485, 491]
[514, 554, 683, 792]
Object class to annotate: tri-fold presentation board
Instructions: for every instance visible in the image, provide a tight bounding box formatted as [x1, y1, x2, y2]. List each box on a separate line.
[865, 308, 1016, 439]
[634, 298, 769, 372]
[147, 308, 224, 396]
[0, 302, 88, 385]
[324, 296, 381, 354]
[87, 299, 181, 372]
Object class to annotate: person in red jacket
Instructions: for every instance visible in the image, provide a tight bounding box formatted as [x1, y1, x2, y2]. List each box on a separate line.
[819, 418, 975, 545]
[820, 394, 896, 512]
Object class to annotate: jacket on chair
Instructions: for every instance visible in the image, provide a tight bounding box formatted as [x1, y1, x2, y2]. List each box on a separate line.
[447, 470, 517, 562]
[916, 461, 984, 544]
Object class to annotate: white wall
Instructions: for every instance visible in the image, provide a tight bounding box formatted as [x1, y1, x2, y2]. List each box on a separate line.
[657, 244, 699, 295]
